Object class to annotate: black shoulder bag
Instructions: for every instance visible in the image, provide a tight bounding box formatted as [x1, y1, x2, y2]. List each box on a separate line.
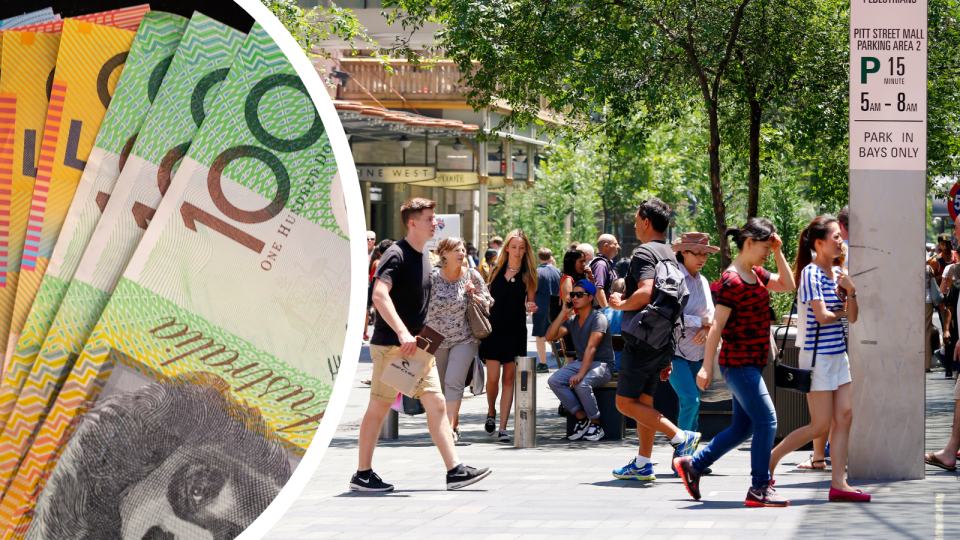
[773, 293, 817, 394]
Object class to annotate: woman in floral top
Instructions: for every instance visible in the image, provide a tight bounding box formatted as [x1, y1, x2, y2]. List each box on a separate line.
[428, 236, 493, 442]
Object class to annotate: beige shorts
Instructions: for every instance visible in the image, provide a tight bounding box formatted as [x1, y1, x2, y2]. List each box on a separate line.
[369, 344, 442, 403]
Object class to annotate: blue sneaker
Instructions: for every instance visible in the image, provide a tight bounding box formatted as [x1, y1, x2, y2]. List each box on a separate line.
[612, 458, 656, 481]
[673, 431, 701, 458]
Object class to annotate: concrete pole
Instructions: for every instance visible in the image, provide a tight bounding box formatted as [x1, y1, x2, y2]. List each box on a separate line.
[846, 1, 927, 480]
[362, 181, 372, 230]
[526, 143, 535, 188]
[478, 110, 489, 249]
[504, 138, 513, 201]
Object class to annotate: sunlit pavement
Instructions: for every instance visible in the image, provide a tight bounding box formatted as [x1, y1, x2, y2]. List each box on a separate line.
[264, 328, 960, 540]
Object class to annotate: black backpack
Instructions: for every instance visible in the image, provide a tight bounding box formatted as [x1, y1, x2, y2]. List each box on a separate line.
[625, 249, 689, 350]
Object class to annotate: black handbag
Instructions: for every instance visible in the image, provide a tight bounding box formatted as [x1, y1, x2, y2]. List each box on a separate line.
[773, 294, 817, 394]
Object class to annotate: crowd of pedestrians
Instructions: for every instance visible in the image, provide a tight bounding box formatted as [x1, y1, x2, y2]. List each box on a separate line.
[353, 195, 877, 507]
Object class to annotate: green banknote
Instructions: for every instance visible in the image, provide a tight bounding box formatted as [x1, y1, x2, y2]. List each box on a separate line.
[20, 22, 351, 539]
[0, 11, 242, 450]
[0, 11, 189, 435]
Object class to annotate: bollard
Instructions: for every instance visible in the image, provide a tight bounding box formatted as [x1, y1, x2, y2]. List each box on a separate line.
[379, 408, 399, 440]
[514, 356, 537, 448]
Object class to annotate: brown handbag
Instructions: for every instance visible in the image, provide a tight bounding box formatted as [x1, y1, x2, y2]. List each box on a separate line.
[466, 291, 492, 339]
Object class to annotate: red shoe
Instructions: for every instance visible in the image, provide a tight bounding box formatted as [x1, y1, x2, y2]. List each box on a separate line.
[828, 487, 871, 502]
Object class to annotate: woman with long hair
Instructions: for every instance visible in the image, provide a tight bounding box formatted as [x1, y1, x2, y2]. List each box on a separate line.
[768, 215, 868, 502]
[478, 229, 538, 443]
[674, 218, 796, 507]
[551, 250, 590, 361]
[427, 237, 494, 443]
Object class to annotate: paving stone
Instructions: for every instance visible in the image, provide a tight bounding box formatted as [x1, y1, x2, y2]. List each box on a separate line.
[264, 339, 960, 539]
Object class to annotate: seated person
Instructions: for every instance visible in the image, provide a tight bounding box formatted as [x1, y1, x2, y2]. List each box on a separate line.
[545, 280, 615, 441]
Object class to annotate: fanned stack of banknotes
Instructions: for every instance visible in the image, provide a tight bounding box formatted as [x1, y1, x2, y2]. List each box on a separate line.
[0, 6, 350, 538]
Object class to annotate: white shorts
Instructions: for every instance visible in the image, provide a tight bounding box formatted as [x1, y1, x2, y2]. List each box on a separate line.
[798, 349, 852, 392]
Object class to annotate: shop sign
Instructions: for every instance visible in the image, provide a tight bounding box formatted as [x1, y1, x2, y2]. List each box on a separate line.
[410, 171, 479, 188]
[356, 165, 435, 183]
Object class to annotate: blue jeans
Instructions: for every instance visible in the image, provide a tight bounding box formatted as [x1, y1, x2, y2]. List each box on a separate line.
[669, 358, 701, 432]
[547, 361, 613, 420]
[691, 365, 777, 489]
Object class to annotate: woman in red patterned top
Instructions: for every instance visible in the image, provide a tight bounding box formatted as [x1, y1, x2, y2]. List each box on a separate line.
[674, 218, 796, 508]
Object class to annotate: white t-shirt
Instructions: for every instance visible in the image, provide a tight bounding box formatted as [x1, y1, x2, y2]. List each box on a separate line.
[797, 263, 846, 355]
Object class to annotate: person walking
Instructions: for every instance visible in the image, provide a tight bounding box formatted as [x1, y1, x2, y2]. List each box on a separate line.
[479, 248, 497, 281]
[479, 229, 538, 443]
[590, 234, 620, 316]
[608, 199, 701, 481]
[367, 230, 377, 256]
[577, 243, 595, 264]
[674, 217, 796, 507]
[534, 248, 562, 373]
[766, 215, 869, 502]
[669, 233, 719, 435]
[363, 239, 394, 342]
[352, 197, 491, 492]
[546, 280, 615, 441]
[428, 237, 494, 443]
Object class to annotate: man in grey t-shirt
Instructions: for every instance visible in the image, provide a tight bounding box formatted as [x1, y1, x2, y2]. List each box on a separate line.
[545, 280, 614, 441]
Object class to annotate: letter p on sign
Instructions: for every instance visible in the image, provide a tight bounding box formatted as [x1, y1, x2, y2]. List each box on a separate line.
[861, 57, 880, 84]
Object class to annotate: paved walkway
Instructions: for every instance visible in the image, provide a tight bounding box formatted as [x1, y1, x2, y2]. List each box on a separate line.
[265, 342, 960, 540]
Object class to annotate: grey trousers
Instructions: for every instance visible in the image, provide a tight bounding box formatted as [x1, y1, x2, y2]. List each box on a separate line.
[435, 342, 479, 402]
[547, 361, 613, 420]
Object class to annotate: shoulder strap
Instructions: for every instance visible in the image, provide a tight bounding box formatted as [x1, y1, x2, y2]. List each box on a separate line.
[775, 292, 798, 367]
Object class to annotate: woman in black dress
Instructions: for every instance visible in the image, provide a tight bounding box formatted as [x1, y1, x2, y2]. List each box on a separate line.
[479, 229, 538, 443]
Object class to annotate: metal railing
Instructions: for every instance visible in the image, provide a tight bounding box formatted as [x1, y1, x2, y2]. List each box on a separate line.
[340, 59, 469, 102]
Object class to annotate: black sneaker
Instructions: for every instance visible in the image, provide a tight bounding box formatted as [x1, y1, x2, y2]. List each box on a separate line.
[568, 418, 590, 440]
[674, 456, 702, 500]
[447, 464, 493, 490]
[745, 483, 790, 507]
[485, 415, 496, 436]
[349, 470, 394, 492]
[536, 363, 550, 373]
[583, 423, 605, 441]
[497, 429, 510, 443]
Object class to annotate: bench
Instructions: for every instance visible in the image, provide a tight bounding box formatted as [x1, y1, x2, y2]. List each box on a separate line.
[561, 334, 733, 441]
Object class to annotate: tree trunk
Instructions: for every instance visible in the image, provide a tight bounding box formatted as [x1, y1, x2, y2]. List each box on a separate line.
[706, 101, 730, 269]
[747, 98, 762, 219]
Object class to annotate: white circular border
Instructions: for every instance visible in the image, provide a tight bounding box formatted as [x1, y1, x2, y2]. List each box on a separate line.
[229, 1, 366, 538]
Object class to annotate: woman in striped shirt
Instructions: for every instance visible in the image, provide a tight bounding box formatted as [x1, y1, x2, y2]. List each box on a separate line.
[768, 215, 869, 502]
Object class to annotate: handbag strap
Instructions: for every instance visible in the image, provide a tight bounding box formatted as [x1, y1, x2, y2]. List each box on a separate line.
[811, 320, 820, 369]
[774, 292, 798, 367]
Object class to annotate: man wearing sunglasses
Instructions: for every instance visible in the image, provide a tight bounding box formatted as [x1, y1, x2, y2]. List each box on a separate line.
[545, 280, 615, 441]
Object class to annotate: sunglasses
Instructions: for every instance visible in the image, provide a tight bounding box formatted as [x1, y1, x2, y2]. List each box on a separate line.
[570, 291, 589, 298]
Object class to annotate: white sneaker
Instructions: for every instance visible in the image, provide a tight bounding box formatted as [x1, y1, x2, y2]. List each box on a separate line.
[583, 423, 605, 441]
[568, 418, 590, 440]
